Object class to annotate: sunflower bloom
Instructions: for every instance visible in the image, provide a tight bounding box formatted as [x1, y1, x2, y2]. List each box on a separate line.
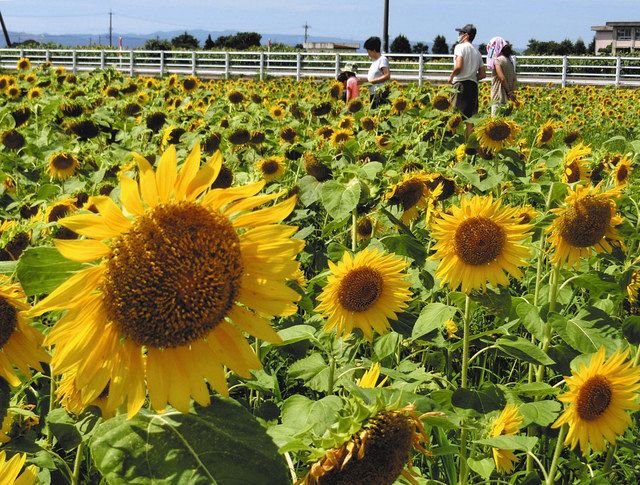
[256, 156, 286, 182]
[386, 174, 431, 224]
[475, 118, 519, 153]
[611, 156, 632, 186]
[552, 347, 640, 455]
[547, 184, 623, 267]
[29, 144, 303, 417]
[0, 450, 37, 485]
[562, 143, 592, 184]
[357, 362, 388, 388]
[316, 248, 411, 341]
[490, 404, 523, 473]
[430, 195, 532, 293]
[47, 152, 79, 180]
[0, 277, 49, 387]
[628, 270, 640, 304]
[535, 121, 556, 146]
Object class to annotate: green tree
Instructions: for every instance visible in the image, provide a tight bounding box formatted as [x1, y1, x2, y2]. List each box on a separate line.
[432, 35, 449, 55]
[390, 34, 411, 54]
[574, 38, 587, 55]
[588, 36, 596, 54]
[171, 31, 199, 50]
[412, 42, 429, 54]
[213, 32, 261, 50]
[143, 38, 172, 50]
[204, 34, 215, 50]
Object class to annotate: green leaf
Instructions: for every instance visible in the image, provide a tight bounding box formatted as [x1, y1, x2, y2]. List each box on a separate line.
[451, 383, 506, 413]
[514, 299, 546, 341]
[275, 325, 316, 345]
[381, 234, 426, 265]
[475, 435, 538, 452]
[467, 457, 495, 480]
[518, 400, 561, 427]
[373, 332, 403, 361]
[622, 316, 640, 344]
[288, 353, 326, 381]
[90, 398, 289, 485]
[16, 247, 85, 296]
[570, 273, 618, 299]
[298, 175, 323, 207]
[320, 179, 361, 220]
[514, 383, 560, 399]
[0, 261, 17, 276]
[548, 307, 620, 354]
[357, 162, 383, 180]
[495, 336, 555, 365]
[452, 162, 480, 185]
[471, 287, 511, 319]
[46, 408, 82, 452]
[280, 394, 342, 436]
[412, 303, 458, 340]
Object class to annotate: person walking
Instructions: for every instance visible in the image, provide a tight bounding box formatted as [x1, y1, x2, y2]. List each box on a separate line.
[363, 36, 391, 109]
[447, 24, 485, 138]
[487, 37, 517, 116]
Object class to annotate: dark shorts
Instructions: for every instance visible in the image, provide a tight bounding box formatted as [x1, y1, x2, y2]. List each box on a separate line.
[452, 80, 478, 118]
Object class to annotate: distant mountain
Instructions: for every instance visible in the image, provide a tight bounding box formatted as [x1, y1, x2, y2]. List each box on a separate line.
[3, 29, 364, 49]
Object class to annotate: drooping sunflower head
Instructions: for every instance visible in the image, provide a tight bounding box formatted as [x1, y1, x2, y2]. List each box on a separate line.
[47, 152, 80, 180]
[547, 184, 623, 267]
[315, 248, 411, 341]
[1, 129, 25, 151]
[303, 152, 332, 182]
[329, 81, 343, 100]
[424, 173, 457, 201]
[476, 118, 520, 153]
[627, 270, 640, 307]
[535, 120, 556, 146]
[432, 94, 450, 111]
[30, 144, 303, 416]
[210, 163, 234, 189]
[60, 102, 84, 118]
[145, 112, 167, 133]
[552, 347, 640, 455]
[301, 403, 431, 485]
[16, 57, 31, 71]
[489, 404, 523, 474]
[227, 90, 245, 104]
[385, 174, 430, 223]
[348, 99, 363, 114]
[69, 119, 100, 140]
[202, 132, 222, 154]
[279, 126, 297, 144]
[123, 102, 142, 117]
[355, 216, 375, 240]
[392, 97, 409, 114]
[256, 156, 286, 182]
[228, 127, 251, 145]
[330, 128, 352, 146]
[564, 129, 581, 146]
[338, 116, 355, 130]
[250, 130, 265, 145]
[430, 195, 532, 293]
[563, 143, 592, 184]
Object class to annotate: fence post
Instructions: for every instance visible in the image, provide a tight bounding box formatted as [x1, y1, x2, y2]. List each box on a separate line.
[45, 50, 50, 63]
[296, 52, 301, 81]
[191, 51, 196, 75]
[159, 50, 165, 77]
[561, 56, 568, 87]
[615, 57, 622, 87]
[259, 52, 265, 80]
[334, 53, 340, 78]
[224, 52, 230, 79]
[72, 50, 77, 74]
[129, 50, 134, 76]
[418, 53, 424, 86]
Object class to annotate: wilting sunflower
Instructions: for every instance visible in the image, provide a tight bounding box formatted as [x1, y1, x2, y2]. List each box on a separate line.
[16, 57, 31, 71]
[563, 143, 592, 184]
[564, 129, 581, 146]
[228, 128, 251, 145]
[256, 156, 286, 182]
[0, 450, 37, 485]
[355, 216, 375, 240]
[392, 97, 409, 114]
[490, 404, 523, 474]
[44, 198, 77, 224]
[535, 120, 556, 146]
[47, 152, 80, 180]
[552, 347, 640, 455]
[385, 174, 430, 223]
[547, 184, 623, 267]
[227, 90, 244, 104]
[1, 129, 25, 151]
[279, 126, 297, 144]
[357, 362, 388, 388]
[0, 276, 49, 387]
[376, 134, 392, 149]
[611, 156, 632, 186]
[348, 99, 363, 114]
[432, 94, 450, 111]
[301, 403, 431, 485]
[475, 118, 519, 153]
[330, 129, 352, 146]
[315, 248, 411, 341]
[303, 152, 332, 182]
[430, 195, 532, 293]
[317, 126, 334, 140]
[29, 144, 303, 416]
[329, 81, 343, 100]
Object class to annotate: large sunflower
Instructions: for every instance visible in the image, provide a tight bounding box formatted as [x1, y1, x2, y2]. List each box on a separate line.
[29, 144, 303, 417]
[430, 195, 532, 293]
[563, 143, 592, 184]
[547, 184, 623, 267]
[475, 118, 519, 153]
[315, 248, 411, 341]
[552, 347, 640, 455]
[0, 277, 49, 387]
[0, 450, 37, 485]
[490, 404, 523, 474]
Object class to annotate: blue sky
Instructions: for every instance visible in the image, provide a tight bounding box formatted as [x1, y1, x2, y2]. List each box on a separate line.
[2, 0, 640, 48]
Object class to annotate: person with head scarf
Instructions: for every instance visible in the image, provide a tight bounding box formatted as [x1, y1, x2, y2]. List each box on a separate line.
[487, 36, 517, 116]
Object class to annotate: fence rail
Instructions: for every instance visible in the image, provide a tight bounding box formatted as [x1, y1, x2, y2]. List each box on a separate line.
[1, 48, 639, 87]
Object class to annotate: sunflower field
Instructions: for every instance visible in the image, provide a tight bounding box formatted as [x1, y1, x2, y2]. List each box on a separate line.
[0, 57, 639, 485]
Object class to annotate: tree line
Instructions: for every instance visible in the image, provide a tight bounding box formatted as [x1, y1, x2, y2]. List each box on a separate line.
[143, 31, 262, 51]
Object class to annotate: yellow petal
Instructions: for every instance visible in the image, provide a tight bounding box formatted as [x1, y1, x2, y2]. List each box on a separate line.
[132, 152, 159, 207]
[174, 143, 202, 200]
[185, 151, 222, 200]
[119, 174, 145, 216]
[59, 214, 121, 240]
[156, 145, 177, 202]
[89, 196, 131, 234]
[232, 196, 296, 228]
[228, 305, 282, 343]
[53, 239, 111, 263]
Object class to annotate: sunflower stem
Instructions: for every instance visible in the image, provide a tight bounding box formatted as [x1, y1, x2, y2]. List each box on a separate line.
[633, 346, 640, 368]
[46, 372, 57, 448]
[602, 444, 616, 476]
[458, 294, 472, 485]
[327, 354, 336, 394]
[536, 263, 561, 382]
[71, 441, 85, 485]
[351, 210, 357, 252]
[546, 424, 567, 485]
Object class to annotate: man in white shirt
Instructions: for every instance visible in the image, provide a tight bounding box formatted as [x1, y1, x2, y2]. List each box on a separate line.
[448, 24, 486, 138]
[364, 36, 391, 109]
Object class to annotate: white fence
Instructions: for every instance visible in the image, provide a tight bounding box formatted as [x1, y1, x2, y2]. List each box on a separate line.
[1, 48, 639, 87]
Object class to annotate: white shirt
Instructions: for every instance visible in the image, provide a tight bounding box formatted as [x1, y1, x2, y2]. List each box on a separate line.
[367, 55, 390, 94]
[452, 42, 483, 83]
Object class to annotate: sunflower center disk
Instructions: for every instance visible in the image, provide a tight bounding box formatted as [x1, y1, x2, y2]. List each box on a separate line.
[261, 160, 279, 175]
[576, 375, 612, 421]
[52, 154, 75, 170]
[0, 297, 18, 348]
[102, 202, 243, 348]
[454, 216, 507, 265]
[560, 196, 612, 248]
[392, 180, 424, 210]
[486, 123, 512, 142]
[338, 267, 384, 313]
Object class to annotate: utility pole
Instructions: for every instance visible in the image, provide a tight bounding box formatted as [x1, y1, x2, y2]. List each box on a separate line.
[109, 10, 113, 48]
[383, 0, 389, 52]
[303, 22, 311, 44]
[0, 10, 11, 47]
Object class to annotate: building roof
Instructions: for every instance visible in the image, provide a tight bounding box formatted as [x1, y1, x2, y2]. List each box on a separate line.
[303, 42, 359, 50]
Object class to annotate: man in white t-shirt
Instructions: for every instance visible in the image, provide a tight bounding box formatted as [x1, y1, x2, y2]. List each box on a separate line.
[363, 36, 391, 109]
[447, 24, 486, 138]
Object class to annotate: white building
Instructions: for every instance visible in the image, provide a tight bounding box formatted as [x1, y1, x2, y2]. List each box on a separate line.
[592, 21, 640, 54]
